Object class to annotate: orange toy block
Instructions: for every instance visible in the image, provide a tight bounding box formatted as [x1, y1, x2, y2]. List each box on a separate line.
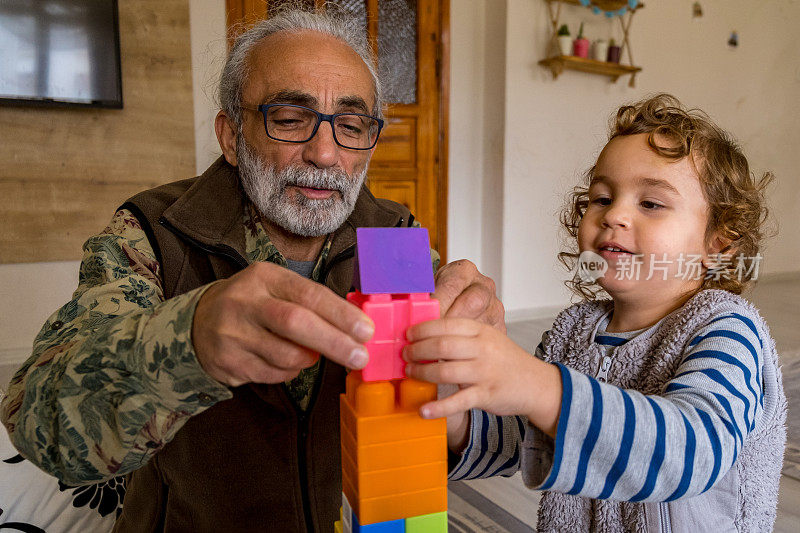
[340, 426, 446, 471]
[340, 394, 445, 445]
[342, 473, 447, 525]
[345, 371, 438, 416]
[342, 453, 447, 499]
[398, 378, 437, 411]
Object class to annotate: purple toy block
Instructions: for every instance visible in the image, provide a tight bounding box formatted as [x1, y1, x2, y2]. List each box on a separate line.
[347, 292, 440, 382]
[353, 228, 435, 295]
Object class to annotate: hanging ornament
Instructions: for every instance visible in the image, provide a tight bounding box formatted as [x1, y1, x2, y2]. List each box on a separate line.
[693, 2, 704, 18]
[577, 0, 639, 18]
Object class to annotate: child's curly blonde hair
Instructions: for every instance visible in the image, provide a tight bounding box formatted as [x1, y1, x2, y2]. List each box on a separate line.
[559, 93, 773, 300]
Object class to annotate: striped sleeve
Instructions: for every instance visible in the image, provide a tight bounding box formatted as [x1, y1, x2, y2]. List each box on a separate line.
[521, 313, 764, 502]
[448, 409, 526, 480]
[448, 339, 552, 480]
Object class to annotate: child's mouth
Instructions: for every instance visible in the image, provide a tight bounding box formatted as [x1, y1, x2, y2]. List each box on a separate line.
[598, 243, 634, 260]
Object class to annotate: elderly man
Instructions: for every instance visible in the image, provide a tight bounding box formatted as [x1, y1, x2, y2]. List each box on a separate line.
[1, 7, 502, 532]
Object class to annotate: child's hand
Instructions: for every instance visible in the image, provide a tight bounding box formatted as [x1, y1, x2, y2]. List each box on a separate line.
[403, 318, 563, 437]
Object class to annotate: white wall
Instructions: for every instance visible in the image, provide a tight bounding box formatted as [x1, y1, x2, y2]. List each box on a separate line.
[448, 1, 507, 291]
[449, 0, 800, 316]
[190, 0, 227, 173]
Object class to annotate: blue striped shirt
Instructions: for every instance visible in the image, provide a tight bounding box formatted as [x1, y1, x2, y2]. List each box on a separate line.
[449, 311, 764, 503]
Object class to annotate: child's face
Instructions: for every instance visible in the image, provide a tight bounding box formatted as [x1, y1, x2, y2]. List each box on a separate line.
[578, 133, 716, 301]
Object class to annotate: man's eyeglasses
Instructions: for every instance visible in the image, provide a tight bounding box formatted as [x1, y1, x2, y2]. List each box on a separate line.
[251, 104, 384, 150]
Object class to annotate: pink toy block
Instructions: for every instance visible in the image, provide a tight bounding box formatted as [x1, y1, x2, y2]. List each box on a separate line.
[347, 291, 440, 382]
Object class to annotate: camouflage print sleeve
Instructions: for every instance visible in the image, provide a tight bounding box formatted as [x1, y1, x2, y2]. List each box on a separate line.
[0, 209, 232, 485]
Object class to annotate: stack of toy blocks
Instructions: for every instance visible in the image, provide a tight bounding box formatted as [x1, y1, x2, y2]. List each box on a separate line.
[335, 228, 448, 533]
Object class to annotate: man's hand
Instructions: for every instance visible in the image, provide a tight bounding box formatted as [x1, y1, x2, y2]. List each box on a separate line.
[192, 262, 374, 387]
[433, 260, 505, 333]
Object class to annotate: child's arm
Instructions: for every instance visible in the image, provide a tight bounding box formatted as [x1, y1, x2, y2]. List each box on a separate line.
[405, 314, 764, 502]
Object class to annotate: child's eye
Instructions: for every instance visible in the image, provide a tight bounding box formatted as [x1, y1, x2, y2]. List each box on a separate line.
[641, 200, 664, 210]
[591, 197, 612, 206]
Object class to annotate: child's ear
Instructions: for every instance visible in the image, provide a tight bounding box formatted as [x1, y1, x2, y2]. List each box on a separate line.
[701, 232, 735, 269]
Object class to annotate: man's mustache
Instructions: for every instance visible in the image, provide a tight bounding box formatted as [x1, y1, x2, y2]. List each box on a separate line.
[277, 166, 351, 196]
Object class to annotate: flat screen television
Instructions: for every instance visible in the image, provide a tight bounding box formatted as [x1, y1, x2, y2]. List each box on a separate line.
[0, 0, 123, 108]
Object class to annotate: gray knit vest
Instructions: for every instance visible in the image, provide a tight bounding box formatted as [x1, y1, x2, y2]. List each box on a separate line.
[535, 289, 786, 533]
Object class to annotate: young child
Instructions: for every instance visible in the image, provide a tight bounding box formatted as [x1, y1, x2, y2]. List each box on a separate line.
[404, 94, 786, 531]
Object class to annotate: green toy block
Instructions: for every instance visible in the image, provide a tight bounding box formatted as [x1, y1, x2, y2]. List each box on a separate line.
[405, 511, 447, 533]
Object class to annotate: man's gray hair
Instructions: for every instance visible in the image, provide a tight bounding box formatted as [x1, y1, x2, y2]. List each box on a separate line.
[219, 6, 383, 128]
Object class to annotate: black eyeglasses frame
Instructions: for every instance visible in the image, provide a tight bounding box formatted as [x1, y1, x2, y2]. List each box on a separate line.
[253, 103, 384, 151]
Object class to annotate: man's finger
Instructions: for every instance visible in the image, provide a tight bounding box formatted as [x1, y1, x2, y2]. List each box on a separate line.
[254, 298, 370, 369]
[443, 282, 492, 320]
[241, 324, 321, 371]
[268, 267, 375, 343]
[432, 260, 475, 315]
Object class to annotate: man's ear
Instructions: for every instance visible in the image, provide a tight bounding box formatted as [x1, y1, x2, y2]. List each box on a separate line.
[215, 110, 238, 166]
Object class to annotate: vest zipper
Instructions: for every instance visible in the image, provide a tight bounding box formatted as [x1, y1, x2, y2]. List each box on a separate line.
[319, 244, 355, 288]
[283, 357, 327, 533]
[595, 354, 613, 382]
[158, 217, 249, 269]
[659, 502, 672, 533]
[286, 243, 361, 532]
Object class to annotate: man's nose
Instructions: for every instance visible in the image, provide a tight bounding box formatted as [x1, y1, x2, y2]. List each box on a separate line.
[302, 120, 339, 169]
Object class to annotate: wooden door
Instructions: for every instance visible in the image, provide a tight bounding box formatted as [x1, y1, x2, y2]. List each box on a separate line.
[225, 0, 449, 259]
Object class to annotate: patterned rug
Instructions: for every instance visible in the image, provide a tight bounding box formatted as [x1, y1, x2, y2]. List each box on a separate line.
[781, 351, 800, 481]
[448, 481, 535, 533]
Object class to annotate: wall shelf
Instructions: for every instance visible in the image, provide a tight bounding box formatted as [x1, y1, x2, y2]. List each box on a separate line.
[541, 0, 643, 86]
[539, 55, 641, 82]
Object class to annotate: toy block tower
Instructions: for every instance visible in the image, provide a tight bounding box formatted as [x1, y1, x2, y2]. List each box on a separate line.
[336, 228, 448, 533]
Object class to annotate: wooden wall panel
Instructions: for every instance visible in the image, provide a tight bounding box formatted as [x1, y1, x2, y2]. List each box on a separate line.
[367, 180, 416, 214]
[0, 0, 196, 264]
[370, 117, 416, 168]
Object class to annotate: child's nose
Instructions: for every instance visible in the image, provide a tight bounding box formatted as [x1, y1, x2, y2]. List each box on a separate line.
[601, 204, 631, 228]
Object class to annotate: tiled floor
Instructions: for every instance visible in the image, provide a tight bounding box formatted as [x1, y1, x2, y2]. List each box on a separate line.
[465, 273, 800, 531]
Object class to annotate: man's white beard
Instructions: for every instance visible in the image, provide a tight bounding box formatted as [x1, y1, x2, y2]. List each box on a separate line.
[236, 135, 368, 237]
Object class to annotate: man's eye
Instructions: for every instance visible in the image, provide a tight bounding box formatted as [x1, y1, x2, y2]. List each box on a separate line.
[336, 117, 367, 137]
[338, 124, 363, 135]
